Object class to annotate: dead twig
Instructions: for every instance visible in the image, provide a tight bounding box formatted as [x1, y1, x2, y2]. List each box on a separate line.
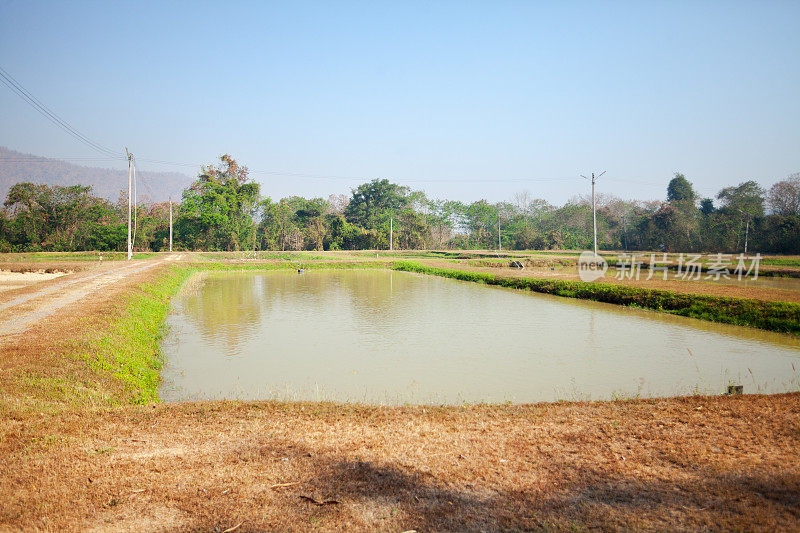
[300, 495, 339, 506]
[222, 521, 243, 533]
[271, 481, 301, 489]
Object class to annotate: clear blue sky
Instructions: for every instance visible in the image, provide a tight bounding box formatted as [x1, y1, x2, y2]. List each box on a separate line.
[1, 0, 798, 204]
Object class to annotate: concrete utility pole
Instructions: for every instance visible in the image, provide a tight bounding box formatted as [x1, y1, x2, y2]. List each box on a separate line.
[498, 216, 501, 250]
[390, 214, 393, 251]
[737, 208, 750, 253]
[126, 148, 133, 260]
[169, 197, 173, 252]
[581, 171, 606, 255]
[744, 218, 750, 254]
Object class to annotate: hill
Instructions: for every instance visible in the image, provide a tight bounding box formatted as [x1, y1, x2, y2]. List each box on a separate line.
[0, 147, 193, 203]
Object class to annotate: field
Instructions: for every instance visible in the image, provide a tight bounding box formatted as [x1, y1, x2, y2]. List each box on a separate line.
[1, 251, 799, 531]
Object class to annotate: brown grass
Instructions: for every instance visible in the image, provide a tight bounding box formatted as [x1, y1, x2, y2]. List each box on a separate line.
[422, 260, 800, 304]
[0, 261, 90, 274]
[1, 256, 799, 531]
[2, 396, 800, 531]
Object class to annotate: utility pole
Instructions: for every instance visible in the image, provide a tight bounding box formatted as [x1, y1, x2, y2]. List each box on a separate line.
[581, 171, 606, 255]
[737, 209, 750, 253]
[169, 197, 173, 252]
[622, 214, 628, 252]
[390, 214, 393, 251]
[498, 216, 501, 251]
[126, 148, 133, 260]
[744, 217, 749, 254]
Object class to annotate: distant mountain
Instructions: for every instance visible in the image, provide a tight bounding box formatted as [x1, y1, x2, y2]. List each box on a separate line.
[0, 146, 194, 203]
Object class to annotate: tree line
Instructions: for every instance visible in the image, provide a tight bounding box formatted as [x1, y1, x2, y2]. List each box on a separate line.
[1, 155, 798, 254]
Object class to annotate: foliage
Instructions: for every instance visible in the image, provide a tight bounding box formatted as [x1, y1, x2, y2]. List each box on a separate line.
[667, 173, 697, 204]
[177, 155, 260, 251]
[344, 178, 410, 230]
[717, 180, 766, 218]
[1, 162, 798, 254]
[2, 182, 126, 251]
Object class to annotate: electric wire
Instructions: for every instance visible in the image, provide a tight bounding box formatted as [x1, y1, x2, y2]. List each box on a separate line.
[0, 69, 717, 194]
[0, 149, 699, 191]
[0, 66, 123, 158]
[0, 157, 123, 163]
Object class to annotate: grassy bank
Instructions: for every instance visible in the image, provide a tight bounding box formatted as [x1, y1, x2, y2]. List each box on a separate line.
[72, 265, 195, 405]
[393, 261, 800, 335]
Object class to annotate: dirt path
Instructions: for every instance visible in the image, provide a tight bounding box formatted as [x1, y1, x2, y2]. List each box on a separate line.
[0, 256, 176, 338]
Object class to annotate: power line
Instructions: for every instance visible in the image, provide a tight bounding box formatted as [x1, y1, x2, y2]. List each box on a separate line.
[0, 157, 123, 163]
[0, 70, 776, 198]
[132, 156, 584, 184]
[0, 150, 693, 191]
[0, 66, 724, 194]
[131, 156, 158, 200]
[0, 66, 123, 159]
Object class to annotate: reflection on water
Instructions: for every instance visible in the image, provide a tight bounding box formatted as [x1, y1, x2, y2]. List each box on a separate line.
[179, 273, 267, 353]
[160, 270, 800, 405]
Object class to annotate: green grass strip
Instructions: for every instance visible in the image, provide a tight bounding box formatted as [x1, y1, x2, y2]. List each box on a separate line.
[392, 261, 800, 335]
[77, 265, 195, 404]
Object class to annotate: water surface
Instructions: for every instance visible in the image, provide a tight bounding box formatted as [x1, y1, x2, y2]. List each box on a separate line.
[160, 270, 800, 404]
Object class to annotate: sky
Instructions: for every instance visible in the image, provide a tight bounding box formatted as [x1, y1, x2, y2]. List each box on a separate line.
[1, 0, 798, 205]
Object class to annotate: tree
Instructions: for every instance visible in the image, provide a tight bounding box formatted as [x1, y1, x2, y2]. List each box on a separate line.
[2, 182, 124, 251]
[177, 155, 260, 251]
[326, 194, 349, 214]
[463, 200, 498, 248]
[395, 209, 430, 249]
[295, 197, 330, 250]
[717, 180, 765, 217]
[344, 179, 409, 230]
[715, 180, 766, 252]
[667, 173, 696, 204]
[699, 198, 715, 216]
[767, 173, 800, 216]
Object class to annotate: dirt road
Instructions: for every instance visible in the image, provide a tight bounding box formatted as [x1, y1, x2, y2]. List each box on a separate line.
[0, 255, 181, 338]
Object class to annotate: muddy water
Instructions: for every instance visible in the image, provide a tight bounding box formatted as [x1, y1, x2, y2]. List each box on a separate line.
[160, 270, 800, 404]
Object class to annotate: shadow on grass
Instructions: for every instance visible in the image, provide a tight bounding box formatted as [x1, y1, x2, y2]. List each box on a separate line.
[194, 438, 800, 531]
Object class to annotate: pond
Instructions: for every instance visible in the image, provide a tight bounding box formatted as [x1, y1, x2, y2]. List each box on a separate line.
[160, 269, 800, 404]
